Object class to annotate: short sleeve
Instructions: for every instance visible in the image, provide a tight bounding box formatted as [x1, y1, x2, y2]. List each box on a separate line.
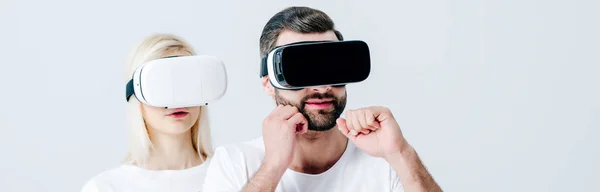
[202, 146, 250, 192]
[390, 167, 405, 192]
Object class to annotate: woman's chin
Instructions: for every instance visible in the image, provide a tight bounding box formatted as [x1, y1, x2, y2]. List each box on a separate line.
[153, 123, 194, 135]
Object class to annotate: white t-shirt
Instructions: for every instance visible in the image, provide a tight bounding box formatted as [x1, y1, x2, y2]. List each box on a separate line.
[81, 158, 210, 192]
[202, 137, 404, 192]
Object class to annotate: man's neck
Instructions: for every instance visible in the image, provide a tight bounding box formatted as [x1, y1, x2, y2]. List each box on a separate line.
[289, 126, 348, 174]
[145, 129, 202, 170]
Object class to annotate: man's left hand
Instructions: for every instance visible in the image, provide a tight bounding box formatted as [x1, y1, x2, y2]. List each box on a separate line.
[336, 106, 409, 161]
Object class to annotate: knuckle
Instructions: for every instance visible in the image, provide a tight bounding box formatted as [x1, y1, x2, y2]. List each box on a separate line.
[359, 110, 366, 115]
[290, 106, 299, 112]
[380, 106, 390, 112]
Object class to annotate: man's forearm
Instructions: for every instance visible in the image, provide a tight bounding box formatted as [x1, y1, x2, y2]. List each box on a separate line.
[242, 161, 286, 192]
[387, 144, 442, 192]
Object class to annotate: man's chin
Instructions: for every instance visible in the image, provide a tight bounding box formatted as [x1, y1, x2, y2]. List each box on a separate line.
[306, 118, 338, 131]
[307, 126, 335, 132]
[304, 107, 335, 114]
[303, 109, 342, 131]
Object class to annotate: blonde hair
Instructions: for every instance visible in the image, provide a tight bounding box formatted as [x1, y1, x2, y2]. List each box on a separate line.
[122, 34, 213, 166]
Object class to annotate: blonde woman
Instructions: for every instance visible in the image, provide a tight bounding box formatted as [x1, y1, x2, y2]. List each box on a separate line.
[81, 34, 214, 192]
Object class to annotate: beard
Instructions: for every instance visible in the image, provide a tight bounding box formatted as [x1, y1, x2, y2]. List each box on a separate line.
[274, 90, 347, 131]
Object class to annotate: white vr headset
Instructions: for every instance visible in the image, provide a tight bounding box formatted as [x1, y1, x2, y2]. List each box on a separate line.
[125, 55, 228, 108]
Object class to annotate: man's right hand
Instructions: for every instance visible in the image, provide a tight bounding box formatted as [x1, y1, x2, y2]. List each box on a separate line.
[243, 105, 308, 192]
[262, 105, 308, 171]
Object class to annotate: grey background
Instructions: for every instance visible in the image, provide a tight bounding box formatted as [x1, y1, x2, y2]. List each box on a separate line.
[1, 0, 598, 191]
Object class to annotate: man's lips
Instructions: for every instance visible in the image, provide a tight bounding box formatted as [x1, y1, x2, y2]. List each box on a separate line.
[305, 99, 333, 104]
[305, 99, 334, 109]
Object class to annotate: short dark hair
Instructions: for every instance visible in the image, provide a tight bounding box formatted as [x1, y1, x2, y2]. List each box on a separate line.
[259, 6, 344, 57]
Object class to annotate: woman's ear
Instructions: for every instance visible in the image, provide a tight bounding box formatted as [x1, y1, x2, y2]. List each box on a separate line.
[261, 76, 275, 96]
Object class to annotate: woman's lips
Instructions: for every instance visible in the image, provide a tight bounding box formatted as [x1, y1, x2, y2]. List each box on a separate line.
[168, 111, 189, 118]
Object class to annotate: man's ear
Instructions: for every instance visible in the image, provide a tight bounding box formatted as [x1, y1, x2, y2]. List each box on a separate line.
[261, 76, 275, 96]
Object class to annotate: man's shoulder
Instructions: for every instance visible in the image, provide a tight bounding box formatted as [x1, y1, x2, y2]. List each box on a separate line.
[211, 137, 266, 167]
[204, 137, 266, 188]
[215, 136, 265, 154]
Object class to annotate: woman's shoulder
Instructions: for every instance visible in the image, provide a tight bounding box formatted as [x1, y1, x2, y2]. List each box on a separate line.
[80, 178, 105, 192]
[80, 161, 213, 192]
[80, 165, 130, 192]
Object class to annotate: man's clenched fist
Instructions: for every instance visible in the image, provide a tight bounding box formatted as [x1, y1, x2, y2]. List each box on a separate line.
[336, 106, 409, 161]
[262, 105, 308, 169]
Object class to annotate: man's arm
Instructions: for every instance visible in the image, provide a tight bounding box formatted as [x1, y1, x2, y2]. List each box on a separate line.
[242, 105, 308, 192]
[242, 160, 287, 192]
[336, 106, 442, 192]
[386, 144, 442, 192]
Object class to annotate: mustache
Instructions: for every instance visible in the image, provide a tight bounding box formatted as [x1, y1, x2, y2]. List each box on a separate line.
[274, 92, 341, 109]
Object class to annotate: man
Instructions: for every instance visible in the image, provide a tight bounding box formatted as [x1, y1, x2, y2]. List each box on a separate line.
[203, 6, 442, 192]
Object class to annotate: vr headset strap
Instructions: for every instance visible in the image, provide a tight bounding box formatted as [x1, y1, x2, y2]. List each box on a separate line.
[125, 79, 135, 101]
[260, 56, 268, 77]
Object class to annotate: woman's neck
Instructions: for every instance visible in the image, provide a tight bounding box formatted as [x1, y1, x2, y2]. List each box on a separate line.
[145, 130, 203, 170]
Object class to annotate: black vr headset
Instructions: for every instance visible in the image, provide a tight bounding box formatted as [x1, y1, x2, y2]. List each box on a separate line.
[260, 40, 371, 90]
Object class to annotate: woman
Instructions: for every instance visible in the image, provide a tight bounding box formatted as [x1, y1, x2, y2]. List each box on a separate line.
[82, 34, 214, 192]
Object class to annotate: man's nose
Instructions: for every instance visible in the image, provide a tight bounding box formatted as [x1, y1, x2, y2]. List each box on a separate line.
[310, 86, 331, 93]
